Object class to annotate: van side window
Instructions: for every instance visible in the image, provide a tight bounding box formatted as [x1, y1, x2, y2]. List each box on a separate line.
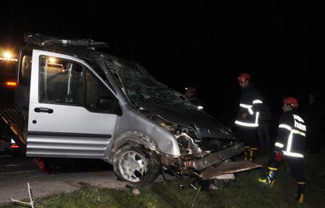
[38, 56, 120, 114]
[39, 56, 84, 105]
[85, 70, 120, 114]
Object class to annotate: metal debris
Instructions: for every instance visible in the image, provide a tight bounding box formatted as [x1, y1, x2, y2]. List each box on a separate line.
[201, 161, 262, 180]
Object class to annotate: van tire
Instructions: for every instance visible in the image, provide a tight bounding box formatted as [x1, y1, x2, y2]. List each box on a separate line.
[113, 144, 161, 183]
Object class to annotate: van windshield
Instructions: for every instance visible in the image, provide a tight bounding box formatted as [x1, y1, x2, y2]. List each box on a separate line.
[106, 59, 190, 106]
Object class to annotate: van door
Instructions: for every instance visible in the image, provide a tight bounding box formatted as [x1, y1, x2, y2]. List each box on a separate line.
[26, 49, 119, 159]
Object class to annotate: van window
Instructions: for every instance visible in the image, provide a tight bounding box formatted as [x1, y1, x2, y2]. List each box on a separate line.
[39, 56, 120, 114]
[85, 70, 120, 114]
[39, 56, 84, 105]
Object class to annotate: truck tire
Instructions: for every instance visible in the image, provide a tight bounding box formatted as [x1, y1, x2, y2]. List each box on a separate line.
[113, 144, 161, 183]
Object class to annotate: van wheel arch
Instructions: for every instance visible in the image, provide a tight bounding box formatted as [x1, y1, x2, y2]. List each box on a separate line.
[110, 131, 161, 183]
[110, 130, 159, 158]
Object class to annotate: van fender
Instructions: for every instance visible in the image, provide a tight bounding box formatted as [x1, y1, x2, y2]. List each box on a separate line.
[108, 130, 159, 162]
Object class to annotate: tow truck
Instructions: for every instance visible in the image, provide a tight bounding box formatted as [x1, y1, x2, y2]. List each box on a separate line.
[0, 33, 261, 183]
[0, 50, 18, 93]
[0, 50, 24, 154]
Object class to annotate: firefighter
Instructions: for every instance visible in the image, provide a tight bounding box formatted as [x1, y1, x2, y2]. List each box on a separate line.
[259, 97, 307, 203]
[185, 86, 204, 110]
[235, 73, 263, 161]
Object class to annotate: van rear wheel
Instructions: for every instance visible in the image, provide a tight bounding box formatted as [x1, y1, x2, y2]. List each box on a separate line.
[113, 144, 161, 183]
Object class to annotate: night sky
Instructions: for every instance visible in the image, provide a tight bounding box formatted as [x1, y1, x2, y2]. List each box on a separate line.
[0, 1, 322, 125]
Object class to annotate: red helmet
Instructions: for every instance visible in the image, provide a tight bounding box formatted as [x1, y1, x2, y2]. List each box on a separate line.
[238, 73, 251, 84]
[185, 86, 197, 98]
[284, 97, 299, 108]
[186, 87, 197, 94]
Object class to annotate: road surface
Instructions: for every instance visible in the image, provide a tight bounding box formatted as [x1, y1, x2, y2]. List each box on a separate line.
[0, 153, 130, 205]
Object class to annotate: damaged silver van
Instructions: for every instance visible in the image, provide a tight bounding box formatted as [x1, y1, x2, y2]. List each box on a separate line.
[16, 33, 259, 183]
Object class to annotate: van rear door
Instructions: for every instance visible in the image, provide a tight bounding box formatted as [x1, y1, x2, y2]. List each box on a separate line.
[26, 49, 119, 159]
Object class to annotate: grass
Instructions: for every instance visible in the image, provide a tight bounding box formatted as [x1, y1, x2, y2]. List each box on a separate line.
[1, 152, 324, 208]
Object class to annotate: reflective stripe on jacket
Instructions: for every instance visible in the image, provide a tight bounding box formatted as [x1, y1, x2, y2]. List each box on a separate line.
[235, 85, 263, 128]
[275, 112, 307, 158]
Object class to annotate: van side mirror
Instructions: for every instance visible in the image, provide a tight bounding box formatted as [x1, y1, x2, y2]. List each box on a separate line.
[98, 97, 122, 116]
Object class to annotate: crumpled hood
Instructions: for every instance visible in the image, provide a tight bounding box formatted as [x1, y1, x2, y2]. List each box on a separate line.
[139, 104, 235, 140]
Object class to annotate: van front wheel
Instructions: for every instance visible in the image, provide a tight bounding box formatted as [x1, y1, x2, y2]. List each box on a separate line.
[113, 144, 161, 183]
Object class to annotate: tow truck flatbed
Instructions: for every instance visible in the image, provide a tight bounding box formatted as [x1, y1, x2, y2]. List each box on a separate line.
[0, 101, 25, 148]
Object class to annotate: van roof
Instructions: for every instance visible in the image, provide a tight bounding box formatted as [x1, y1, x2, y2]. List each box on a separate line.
[23, 33, 111, 61]
[24, 33, 109, 48]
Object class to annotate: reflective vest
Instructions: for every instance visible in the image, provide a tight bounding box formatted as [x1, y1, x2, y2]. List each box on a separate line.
[275, 111, 307, 158]
[235, 85, 263, 128]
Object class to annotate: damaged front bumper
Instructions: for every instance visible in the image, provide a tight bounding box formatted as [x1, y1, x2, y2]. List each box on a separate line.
[162, 142, 262, 180]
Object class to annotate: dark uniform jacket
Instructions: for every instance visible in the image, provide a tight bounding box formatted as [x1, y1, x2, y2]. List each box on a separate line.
[235, 85, 263, 128]
[275, 110, 307, 158]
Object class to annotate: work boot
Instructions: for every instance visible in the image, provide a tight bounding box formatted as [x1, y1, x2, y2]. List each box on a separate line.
[249, 147, 258, 162]
[296, 182, 305, 203]
[258, 167, 277, 187]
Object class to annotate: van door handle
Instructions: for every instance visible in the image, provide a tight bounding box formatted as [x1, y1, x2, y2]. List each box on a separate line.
[34, 107, 54, 114]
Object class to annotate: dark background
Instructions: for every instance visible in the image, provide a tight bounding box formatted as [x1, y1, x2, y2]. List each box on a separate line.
[0, 1, 323, 126]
